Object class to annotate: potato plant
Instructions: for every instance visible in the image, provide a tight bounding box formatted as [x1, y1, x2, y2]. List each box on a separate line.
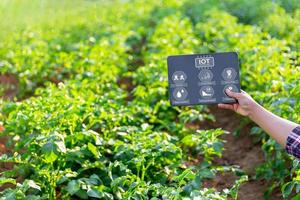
[0, 0, 299, 199]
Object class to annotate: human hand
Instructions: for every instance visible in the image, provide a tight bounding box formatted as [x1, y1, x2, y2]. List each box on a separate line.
[218, 90, 257, 117]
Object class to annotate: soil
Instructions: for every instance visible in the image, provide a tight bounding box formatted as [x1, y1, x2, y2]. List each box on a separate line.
[0, 74, 17, 190]
[0, 74, 18, 100]
[194, 106, 283, 200]
[0, 135, 15, 191]
[117, 76, 135, 102]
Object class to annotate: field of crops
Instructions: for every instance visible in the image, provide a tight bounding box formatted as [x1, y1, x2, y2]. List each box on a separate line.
[0, 0, 299, 199]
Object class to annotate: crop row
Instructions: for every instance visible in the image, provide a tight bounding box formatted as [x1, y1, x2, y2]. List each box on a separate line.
[0, 0, 299, 199]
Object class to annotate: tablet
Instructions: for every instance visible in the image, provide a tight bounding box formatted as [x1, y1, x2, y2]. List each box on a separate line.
[167, 52, 241, 106]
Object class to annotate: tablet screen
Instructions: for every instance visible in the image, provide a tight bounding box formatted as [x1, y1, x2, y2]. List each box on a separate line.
[167, 52, 241, 106]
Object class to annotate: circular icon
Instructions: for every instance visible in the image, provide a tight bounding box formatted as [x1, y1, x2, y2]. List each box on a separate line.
[172, 71, 187, 84]
[199, 86, 214, 99]
[222, 68, 237, 81]
[223, 84, 239, 96]
[173, 87, 188, 101]
[198, 69, 213, 82]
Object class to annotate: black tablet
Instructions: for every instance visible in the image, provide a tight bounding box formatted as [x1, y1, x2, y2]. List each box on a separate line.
[167, 52, 241, 106]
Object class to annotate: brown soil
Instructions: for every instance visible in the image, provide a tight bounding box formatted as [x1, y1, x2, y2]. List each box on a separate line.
[117, 76, 135, 101]
[0, 135, 15, 191]
[188, 106, 282, 200]
[0, 145, 13, 171]
[0, 74, 17, 190]
[0, 74, 18, 100]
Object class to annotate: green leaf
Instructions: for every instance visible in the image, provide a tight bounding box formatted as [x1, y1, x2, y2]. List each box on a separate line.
[173, 168, 195, 184]
[212, 141, 223, 153]
[250, 126, 262, 135]
[42, 142, 56, 153]
[42, 141, 58, 163]
[55, 141, 66, 153]
[2, 190, 17, 200]
[67, 180, 80, 195]
[0, 177, 16, 186]
[44, 151, 58, 163]
[75, 189, 88, 199]
[282, 182, 295, 199]
[27, 180, 41, 191]
[198, 168, 215, 179]
[87, 188, 103, 199]
[88, 174, 101, 185]
[88, 143, 100, 158]
[292, 193, 300, 200]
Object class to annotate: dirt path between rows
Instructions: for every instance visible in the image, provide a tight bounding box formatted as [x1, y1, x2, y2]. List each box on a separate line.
[200, 106, 282, 200]
[0, 75, 17, 190]
[0, 74, 18, 100]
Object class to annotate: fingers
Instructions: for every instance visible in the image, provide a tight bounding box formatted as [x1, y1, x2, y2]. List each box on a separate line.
[233, 103, 239, 111]
[225, 89, 243, 99]
[218, 103, 234, 110]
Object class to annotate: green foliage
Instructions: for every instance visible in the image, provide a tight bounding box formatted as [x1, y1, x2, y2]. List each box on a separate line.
[0, 0, 299, 199]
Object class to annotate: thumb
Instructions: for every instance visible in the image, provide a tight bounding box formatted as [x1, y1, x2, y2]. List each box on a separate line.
[226, 89, 242, 100]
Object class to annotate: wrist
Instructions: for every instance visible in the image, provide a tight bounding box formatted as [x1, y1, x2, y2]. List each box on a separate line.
[248, 100, 261, 120]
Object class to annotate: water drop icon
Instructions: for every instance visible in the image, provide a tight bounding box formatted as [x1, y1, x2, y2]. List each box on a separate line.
[177, 91, 182, 98]
[173, 87, 188, 101]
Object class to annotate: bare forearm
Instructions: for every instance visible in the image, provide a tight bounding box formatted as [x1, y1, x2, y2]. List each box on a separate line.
[219, 90, 299, 147]
[249, 102, 299, 147]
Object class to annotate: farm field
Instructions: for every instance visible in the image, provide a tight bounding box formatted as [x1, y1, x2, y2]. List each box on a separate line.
[0, 0, 300, 199]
